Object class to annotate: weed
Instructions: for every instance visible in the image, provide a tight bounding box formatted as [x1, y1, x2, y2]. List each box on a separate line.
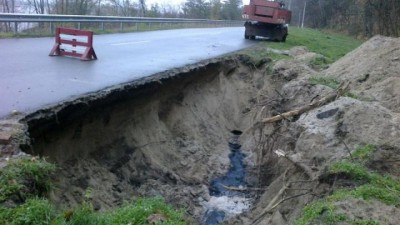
[0, 197, 187, 225]
[329, 161, 371, 181]
[297, 145, 400, 224]
[352, 144, 375, 161]
[309, 76, 340, 89]
[0, 198, 56, 225]
[63, 202, 103, 225]
[296, 200, 346, 225]
[352, 220, 381, 225]
[103, 197, 186, 225]
[344, 92, 374, 102]
[310, 56, 332, 70]
[0, 158, 56, 202]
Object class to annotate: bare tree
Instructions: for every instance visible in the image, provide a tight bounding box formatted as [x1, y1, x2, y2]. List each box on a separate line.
[138, 0, 145, 16]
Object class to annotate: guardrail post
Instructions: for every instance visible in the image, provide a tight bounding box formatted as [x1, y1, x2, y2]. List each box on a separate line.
[101, 22, 104, 31]
[77, 22, 81, 30]
[14, 22, 18, 34]
[120, 22, 123, 31]
[49, 22, 52, 34]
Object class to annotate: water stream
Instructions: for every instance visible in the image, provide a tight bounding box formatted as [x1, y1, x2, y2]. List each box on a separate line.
[203, 130, 250, 225]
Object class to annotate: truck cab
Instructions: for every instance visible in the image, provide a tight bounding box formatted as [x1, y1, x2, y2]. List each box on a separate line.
[243, 0, 292, 41]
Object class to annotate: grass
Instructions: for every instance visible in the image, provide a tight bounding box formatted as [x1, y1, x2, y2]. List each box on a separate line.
[0, 197, 186, 225]
[0, 198, 56, 225]
[267, 27, 363, 62]
[344, 92, 375, 102]
[308, 76, 340, 89]
[0, 158, 56, 202]
[296, 145, 400, 225]
[309, 56, 331, 69]
[237, 27, 362, 70]
[0, 158, 187, 224]
[351, 144, 375, 161]
[102, 198, 186, 225]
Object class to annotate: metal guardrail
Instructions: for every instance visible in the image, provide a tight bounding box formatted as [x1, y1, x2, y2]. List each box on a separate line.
[0, 13, 243, 33]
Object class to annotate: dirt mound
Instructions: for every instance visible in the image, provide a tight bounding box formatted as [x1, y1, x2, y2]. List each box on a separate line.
[231, 37, 400, 224]
[324, 35, 400, 112]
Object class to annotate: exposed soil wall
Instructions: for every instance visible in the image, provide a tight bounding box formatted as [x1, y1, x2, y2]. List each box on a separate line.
[22, 57, 273, 222]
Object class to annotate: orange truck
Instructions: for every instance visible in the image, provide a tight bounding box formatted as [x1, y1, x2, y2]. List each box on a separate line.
[243, 0, 292, 41]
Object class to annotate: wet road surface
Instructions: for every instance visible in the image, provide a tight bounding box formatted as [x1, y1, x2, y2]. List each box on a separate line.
[0, 27, 255, 118]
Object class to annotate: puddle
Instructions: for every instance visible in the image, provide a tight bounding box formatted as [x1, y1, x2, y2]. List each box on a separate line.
[203, 131, 251, 225]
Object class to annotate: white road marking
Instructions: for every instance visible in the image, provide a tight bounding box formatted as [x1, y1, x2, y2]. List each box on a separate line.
[111, 40, 150, 46]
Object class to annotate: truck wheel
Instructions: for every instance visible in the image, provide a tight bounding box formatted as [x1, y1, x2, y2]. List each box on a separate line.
[250, 35, 256, 40]
[281, 34, 287, 42]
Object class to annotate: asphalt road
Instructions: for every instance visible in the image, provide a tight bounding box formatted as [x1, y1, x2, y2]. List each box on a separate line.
[0, 27, 255, 118]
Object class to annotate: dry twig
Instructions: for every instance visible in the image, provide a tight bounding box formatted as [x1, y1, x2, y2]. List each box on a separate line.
[262, 82, 350, 123]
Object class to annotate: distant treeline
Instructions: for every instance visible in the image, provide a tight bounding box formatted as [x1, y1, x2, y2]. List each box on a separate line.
[0, 0, 242, 19]
[289, 0, 400, 37]
[2, 0, 399, 37]
[0, 0, 242, 32]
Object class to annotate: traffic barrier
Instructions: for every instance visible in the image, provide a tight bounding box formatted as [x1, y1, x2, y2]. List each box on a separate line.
[49, 27, 97, 61]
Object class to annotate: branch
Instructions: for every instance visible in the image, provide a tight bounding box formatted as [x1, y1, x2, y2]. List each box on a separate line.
[262, 82, 350, 123]
[274, 149, 315, 179]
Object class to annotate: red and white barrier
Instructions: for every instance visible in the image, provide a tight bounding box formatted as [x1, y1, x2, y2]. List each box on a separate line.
[49, 27, 97, 61]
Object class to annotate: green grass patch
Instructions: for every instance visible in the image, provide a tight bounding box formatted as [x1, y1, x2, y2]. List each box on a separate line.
[267, 27, 362, 62]
[237, 28, 361, 75]
[308, 76, 340, 89]
[351, 144, 375, 161]
[296, 200, 346, 225]
[297, 145, 400, 224]
[0, 158, 56, 202]
[310, 56, 331, 69]
[0, 197, 186, 225]
[0, 198, 56, 225]
[329, 161, 371, 181]
[102, 198, 186, 225]
[0, 158, 187, 224]
[344, 92, 375, 102]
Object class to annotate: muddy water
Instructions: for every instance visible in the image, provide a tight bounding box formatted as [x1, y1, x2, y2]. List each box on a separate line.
[203, 131, 251, 224]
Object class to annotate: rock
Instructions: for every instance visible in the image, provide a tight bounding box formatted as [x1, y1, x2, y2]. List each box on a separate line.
[0, 132, 12, 145]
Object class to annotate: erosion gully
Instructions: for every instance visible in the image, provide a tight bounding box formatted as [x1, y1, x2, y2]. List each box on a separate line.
[21, 57, 267, 224]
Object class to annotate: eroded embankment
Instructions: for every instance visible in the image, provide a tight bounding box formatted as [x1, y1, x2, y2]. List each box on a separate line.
[22, 56, 272, 223]
[6, 35, 400, 225]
